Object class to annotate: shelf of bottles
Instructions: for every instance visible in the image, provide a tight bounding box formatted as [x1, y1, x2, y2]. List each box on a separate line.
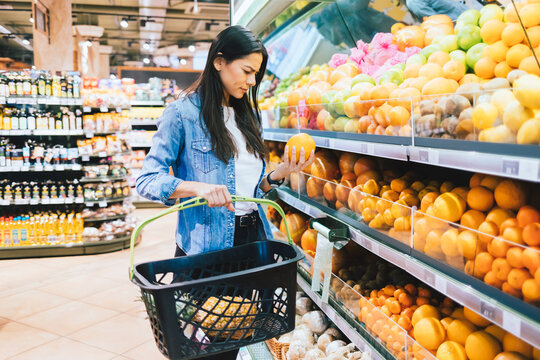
[0, 70, 137, 256]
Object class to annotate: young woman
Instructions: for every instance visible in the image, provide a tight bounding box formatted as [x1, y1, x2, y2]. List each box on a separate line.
[136, 26, 314, 358]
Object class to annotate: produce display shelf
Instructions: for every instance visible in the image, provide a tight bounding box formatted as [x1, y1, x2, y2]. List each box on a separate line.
[297, 273, 388, 360]
[83, 214, 127, 222]
[263, 128, 408, 161]
[275, 187, 540, 348]
[0, 233, 141, 259]
[0, 96, 83, 106]
[409, 141, 540, 183]
[0, 164, 82, 172]
[0, 196, 128, 207]
[129, 100, 164, 106]
[264, 127, 540, 183]
[80, 175, 127, 183]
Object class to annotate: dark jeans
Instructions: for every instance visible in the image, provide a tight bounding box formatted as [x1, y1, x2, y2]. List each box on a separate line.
[174, 212, 265, 360]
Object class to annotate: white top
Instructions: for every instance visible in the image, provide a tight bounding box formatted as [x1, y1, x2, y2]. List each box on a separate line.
[223, 106, 263, 215]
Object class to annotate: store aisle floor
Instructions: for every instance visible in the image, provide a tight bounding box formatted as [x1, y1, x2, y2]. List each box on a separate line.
[0, 208, 250, 360]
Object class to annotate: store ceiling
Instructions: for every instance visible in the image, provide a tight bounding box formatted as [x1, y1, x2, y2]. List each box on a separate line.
[0, 0, 229, 66]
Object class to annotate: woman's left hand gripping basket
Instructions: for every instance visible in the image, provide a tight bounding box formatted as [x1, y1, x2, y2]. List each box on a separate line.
[129, 196, 304, 360]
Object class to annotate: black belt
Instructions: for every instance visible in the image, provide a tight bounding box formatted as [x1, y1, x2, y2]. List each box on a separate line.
[235, 212, 259, 227]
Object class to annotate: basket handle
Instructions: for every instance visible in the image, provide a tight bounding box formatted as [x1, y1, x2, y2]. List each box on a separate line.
[129, 195, 293, 279]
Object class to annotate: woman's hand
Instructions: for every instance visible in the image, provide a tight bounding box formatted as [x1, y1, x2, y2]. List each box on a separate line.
[270, 145, 316, 181]
[172, 181, 235, 211]
[196, 183, 235, 212]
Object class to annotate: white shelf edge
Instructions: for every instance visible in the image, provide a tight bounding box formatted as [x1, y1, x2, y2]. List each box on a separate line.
[129, 100, 164, 106]
[276, 189, 540, 348]
[264, 129, 540, 182]
[297, 274, 385, 360]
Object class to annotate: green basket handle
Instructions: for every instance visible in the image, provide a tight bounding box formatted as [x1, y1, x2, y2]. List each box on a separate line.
[129, 195, 293, 279]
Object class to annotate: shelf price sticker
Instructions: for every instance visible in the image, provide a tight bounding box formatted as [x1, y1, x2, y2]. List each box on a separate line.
[480, 301, 502, 324]
[503, 311, 521, 337]
[30, 199, 39, 205]
[54, 165, 65, 171]
[100, 106, 108, 112]
[34, 164, 43, 172]
[72, 164, 82, 171]
[434, 275, 448, 293]
[98, 201, 108, 208]
[502, 159, 519, 176]
[98, 151, 107, 158]
[518, 158, 539, 181]
[85, 202, 94, 207]
[0, 200, 9, 206]
[83, 106, 91, 113]
[85, 132, 94, 138]
[116, 107, 122, 113]
[81, 155, 90, 162]
[379, 245, 405, 268]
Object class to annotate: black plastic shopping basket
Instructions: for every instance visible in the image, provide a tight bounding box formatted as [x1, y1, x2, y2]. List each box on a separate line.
[129, 195, 303, 360]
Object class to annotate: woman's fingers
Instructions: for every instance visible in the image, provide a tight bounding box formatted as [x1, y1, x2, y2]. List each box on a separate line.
[219, 185, 235, 212]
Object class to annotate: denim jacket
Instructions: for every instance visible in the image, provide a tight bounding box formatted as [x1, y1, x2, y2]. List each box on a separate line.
[136, 92, 272, 255]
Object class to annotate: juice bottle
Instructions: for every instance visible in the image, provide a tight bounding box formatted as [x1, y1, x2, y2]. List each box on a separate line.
[20, 216, 29, 245]
[12, 216, 20, 245]
[58, 213, 66, 242]
[75, 212, 84, 242]
[4, 217, 12, 245]
[28, 216, 36, 244]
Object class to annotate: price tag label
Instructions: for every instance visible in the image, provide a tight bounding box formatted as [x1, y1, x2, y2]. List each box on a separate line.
[367, 143, 375, 155]
[7, 97, 16, 104]
[41, 199, 50, 204]
[21, 165, 29, 172]
[435, 275, 448, 293]
[54, 165, 65, 171]
[30, 199, 39, 205]
[0, 97, 5, 104]
[81, 155, 90, 162]
[12, 166, 21, 172]
[419, 150, 429, 162]
[75, 198, 84, 203]
[85, 202, 94, 207]
[83, 106, 91, 113]
[98, 201, 107, 208]
[72, 164, 82, 170]
[480, 301, 502, 323]
[14, 199, 29, 205]
[502, 159, 519, 176]
[503, 311, 521, 336]
[116, 107, 122, 113]
[64, 198, 74, 204]
[98, 151, 107, 158]
[61, 98, 68, 105]
[44, 165, 53, 171]
[318, 137, 330, 147]
[85, 132, 94, 138]
[518, 158, 539, 181]
[100, 106, 108, 113]
[424, 270, 436, 287]
[429, 149, 439, 164]
[1, 200, 9, 206]
[34, 164, 43, 172]
[37, 98, 46, 104]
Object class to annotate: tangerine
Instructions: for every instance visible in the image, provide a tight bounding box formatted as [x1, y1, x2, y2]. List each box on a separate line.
[414, 317, 447, 350]
[481, 19, 506, 44]
[464, 307, 492, 327]
[486, 208, 514, 228]
[488, 237, 512, 258]
[437, 341, 468, 360]
[506, 247, 524, 268]
[412, 305, 440, 327]
[494, 61, 513, 79]
[522, 247, 540, 273]
[502, 332, 533, 358]
[478, 221, 499, 244]
[523, 223, 540, 246]
[461, 210, 487, 230]
[507, 268, 532, 289]
[465, 331, 502, 360]
[494, 180, 527, 211]
[502, 24, 526, 47]
[522, 278, 540, 301]
[506, 44, 533, 68]
[448, 319, 478, 345]
[475, 57, 497, 79]
[443, 60, 467, 82]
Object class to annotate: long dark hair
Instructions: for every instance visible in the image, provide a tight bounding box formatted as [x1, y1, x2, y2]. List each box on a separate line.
[188, 25, 268, 163]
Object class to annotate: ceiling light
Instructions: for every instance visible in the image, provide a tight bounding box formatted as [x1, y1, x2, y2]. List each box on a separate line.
[142, 42, 150, 50]
[29, 17, 34, 24]
[120, 18, 129, 28]
[143, 58, 150, 64]
[180, 58, 187, 65]
[22, 38, 30, 45]
[188, 45, 196, 52]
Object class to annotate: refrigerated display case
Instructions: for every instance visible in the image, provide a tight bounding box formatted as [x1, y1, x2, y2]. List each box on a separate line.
[235, 0, 540, 358]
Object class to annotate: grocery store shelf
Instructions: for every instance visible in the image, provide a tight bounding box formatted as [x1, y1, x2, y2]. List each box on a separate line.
[80, 175, 127, 183]
[82, 106, 128, 113]
[80, 151, 132, 160]
[0, 96, 83, 106]
[263, 128, 409, 161]
[0, 164, 82, 172]
[0, 233, 141, 259]
[275, 187, 540, 348]
[83, 214, 127, 222]
[129, 100, 164, 106]
[0, 129, 85, 136]
[409, 144, 540, 183]
[130, 143, 152, 148]
[130, 120, 157, 126]
[297, 274, 387, 360]
[0, 196, 129, 207]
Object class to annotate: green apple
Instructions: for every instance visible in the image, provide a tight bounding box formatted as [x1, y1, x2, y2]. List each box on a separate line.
[378, 69, 404, 85]
[333, 117, 350, 132]
[457, 9, 481, 26]
[479, 4, 504, 27]
[450, 50, 467, 64]
[324, 116, 335, 131]
[344, 119, 359, 133]
[393, 63, 406, 71]
[434, 35, 458, 53]
[457, 24, 482, 51]
[351, 82, 374, 96]
[322, 90, 336, 112]
[420, 44, 442, 59]
[406, 54, 427, 66]
[279, 116, 288, 128]
[466, 43, 488, 69]
[351, 74, 376, 86]
[331, 89, 352, 116]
